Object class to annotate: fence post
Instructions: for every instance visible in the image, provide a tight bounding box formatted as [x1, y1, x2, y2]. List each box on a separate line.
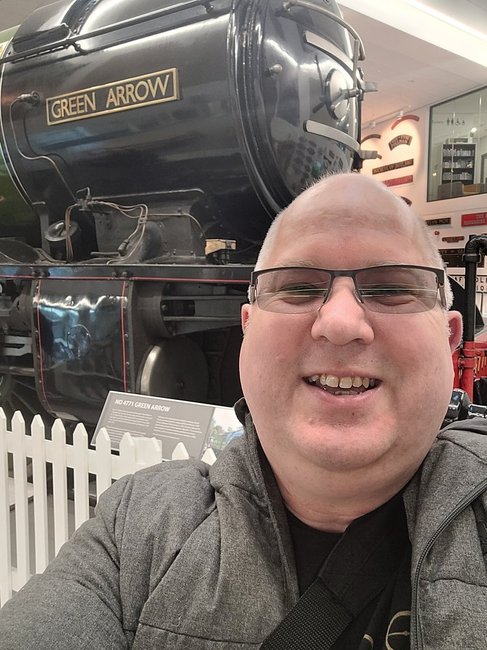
[135, 436, 162, 470]
[0, 408, 12, 606]
[201, 447, 217, 466]
[118, 432, 136, 478]
[95, 429, 112, 500]
[72, 424, 90, 530]
[11, 411, 30, 589]
[31, 415, 49, 574]
[118, 434, 163, 476]
[172, 442, 190, 460]
[51, 419, 69, 555]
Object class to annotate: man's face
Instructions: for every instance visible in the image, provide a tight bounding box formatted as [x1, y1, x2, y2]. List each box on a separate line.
[239, 176, 462, 483]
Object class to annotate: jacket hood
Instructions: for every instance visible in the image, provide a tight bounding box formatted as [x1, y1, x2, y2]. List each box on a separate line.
[209, 397, 300, 607]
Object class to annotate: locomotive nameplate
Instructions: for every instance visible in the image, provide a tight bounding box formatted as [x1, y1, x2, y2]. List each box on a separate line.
[46, 68, 180, 125]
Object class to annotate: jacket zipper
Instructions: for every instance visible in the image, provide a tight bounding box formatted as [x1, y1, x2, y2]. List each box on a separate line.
[410, 477, 487, 649]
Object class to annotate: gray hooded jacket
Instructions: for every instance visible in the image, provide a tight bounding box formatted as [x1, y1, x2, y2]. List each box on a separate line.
[1, 405, 487, 649]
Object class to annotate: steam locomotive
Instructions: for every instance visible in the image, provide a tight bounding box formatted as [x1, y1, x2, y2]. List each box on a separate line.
[0, 0, 373, 426]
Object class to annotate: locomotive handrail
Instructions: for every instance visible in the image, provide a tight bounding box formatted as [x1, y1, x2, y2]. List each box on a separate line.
[281, 0, 365, 152]
[281, 0, 365, 61]
[304, 120, 361, 152]
[1, 0, 219, 65]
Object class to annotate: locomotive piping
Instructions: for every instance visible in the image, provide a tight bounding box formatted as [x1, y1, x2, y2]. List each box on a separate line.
[8, 96, 76, 201]
[1, 0, 221, 65]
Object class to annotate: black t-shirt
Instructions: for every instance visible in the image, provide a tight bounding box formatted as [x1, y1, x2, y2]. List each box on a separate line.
[283, 493, 411, 649]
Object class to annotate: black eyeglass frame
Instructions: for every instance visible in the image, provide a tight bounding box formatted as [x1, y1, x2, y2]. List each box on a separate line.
[248, 264, 447, 312]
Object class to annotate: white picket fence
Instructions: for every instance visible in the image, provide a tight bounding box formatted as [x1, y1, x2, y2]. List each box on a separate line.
[0, 408, 217, 606]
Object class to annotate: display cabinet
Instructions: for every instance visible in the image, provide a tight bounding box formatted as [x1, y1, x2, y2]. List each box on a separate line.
[441, 142, 475, 184]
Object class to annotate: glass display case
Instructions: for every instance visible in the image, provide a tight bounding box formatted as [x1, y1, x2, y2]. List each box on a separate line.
[428, 86, 487, 201]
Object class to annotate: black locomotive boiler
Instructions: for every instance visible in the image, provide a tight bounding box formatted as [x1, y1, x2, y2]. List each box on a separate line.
[0, 0, 373, 426]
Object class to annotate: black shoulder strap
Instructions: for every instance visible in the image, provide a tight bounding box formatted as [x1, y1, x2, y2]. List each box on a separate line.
[262, 493, 409, 649]
[261, 577, 352, 650]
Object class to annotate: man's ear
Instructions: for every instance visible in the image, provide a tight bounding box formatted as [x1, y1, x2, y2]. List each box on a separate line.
[241, 303, 251, 334]
[447, 310, 463, 352]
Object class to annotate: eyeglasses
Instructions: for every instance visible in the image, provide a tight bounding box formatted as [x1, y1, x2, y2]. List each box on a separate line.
[249, 264, 446, 314]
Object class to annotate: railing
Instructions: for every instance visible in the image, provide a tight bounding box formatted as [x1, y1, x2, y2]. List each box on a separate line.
[0, 409, 216, 606]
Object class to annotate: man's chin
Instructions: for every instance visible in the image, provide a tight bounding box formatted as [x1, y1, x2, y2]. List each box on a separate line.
[289, 426, 395, 471]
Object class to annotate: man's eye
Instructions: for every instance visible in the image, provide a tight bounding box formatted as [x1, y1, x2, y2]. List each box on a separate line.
[361, 285, 426, 303]
[275, 286, 325, 302]
[279, 284, 321, 293]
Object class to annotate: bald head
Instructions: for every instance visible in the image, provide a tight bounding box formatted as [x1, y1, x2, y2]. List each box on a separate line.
[256, 173, 444, 276]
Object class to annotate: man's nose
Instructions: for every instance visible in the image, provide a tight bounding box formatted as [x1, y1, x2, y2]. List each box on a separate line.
[310, 277, 375, 345]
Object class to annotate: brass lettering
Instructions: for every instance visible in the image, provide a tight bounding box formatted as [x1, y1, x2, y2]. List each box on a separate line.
[147, 74, 170, 97]
[51, 100, 62, 120]
[116, 85, 126, 106]
[84, 92, 96, 113]
[106, 87, 118, 108]
[135, 80, 149, 102]
[49, 92, 97, 120]
[47, 68, 179, 125]
[68, 96, 78, 115]
[59, 98, 68, 117]
[125, 83, 136, 105]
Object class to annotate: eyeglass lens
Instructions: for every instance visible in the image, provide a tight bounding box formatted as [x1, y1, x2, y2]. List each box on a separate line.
[254, 266, 441, 314]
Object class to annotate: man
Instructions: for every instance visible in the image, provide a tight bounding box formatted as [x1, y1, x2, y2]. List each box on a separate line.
[1, 172, 486, 649]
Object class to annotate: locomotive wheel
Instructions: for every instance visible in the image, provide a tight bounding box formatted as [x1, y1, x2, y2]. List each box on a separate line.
[137, 337, 209, 402]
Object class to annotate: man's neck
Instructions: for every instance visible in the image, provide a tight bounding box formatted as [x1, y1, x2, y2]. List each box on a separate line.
[270, 456, 414, 533]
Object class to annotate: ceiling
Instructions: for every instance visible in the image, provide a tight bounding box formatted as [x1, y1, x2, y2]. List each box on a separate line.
[339, 1, 487, 126]
[0, 0, 486, 127]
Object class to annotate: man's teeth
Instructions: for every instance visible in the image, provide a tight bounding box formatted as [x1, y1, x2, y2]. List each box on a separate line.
[307, 374, 376, 390]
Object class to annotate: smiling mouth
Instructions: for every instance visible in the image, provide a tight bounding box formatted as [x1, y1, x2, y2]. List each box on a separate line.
[305, 374, 379, 396]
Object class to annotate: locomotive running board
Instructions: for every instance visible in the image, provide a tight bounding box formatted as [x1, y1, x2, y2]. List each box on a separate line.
[0, 263, 253, 283]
